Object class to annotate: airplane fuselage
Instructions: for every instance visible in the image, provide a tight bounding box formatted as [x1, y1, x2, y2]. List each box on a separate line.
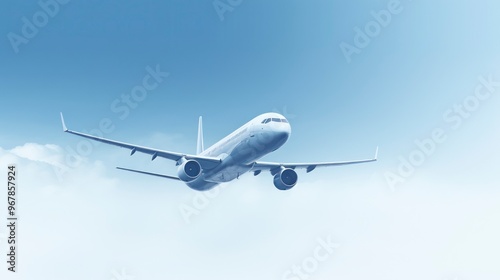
[186, 113, 291, 190]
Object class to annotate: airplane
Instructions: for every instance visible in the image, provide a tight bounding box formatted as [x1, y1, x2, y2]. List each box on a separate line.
[59, 112, 377, 191]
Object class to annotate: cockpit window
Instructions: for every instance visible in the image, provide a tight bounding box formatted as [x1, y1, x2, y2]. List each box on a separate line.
[262, 118, 288, 124]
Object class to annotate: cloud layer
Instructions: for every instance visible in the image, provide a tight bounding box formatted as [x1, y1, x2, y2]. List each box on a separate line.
[0, 143, 499, 280]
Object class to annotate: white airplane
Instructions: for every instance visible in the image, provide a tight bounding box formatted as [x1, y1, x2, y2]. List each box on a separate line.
[60, 112, 377, 191]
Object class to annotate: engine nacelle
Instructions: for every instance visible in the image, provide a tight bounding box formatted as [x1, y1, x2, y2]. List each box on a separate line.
[177, 159, 202, 182]
[273, 168, 298, 190]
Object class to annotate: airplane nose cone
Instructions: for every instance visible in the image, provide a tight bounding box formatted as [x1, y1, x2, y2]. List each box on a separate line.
[257, 123, 290, 145]
[275, 123, 291, 142]
[277, 128, 290, 141]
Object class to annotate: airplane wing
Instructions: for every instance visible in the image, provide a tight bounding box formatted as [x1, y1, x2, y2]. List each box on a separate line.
[251, 147, 378, 174]
[60, 113, 221, 169]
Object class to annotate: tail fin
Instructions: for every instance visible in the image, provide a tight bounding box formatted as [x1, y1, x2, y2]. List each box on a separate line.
[197, 116, 204, 154]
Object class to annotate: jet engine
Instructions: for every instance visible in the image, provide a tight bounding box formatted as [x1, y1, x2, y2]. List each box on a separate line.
[177, 159, 202, 182]
[273, 168, 298, 190]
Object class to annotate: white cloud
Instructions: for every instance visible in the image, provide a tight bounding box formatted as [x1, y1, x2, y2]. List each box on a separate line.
[10, 143, 64, 167]
[0, 143, 499, 280]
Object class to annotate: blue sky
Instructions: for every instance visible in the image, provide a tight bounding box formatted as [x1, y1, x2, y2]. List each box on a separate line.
[1, 1, 500, 280]
[1, 0, 499, 157]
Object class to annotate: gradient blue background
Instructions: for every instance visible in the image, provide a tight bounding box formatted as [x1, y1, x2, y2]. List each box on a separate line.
[1, 1, 500, 280]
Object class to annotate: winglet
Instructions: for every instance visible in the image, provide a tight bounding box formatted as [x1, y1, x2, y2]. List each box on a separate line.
[60, 112, 68, 132]
[374, 146, 379, 160]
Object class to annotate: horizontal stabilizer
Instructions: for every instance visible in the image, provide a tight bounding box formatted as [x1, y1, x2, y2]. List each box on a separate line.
[116, 167, 180, 181]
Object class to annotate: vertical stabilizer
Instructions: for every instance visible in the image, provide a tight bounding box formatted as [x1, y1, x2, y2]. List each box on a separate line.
[197, 116, 204, 154]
